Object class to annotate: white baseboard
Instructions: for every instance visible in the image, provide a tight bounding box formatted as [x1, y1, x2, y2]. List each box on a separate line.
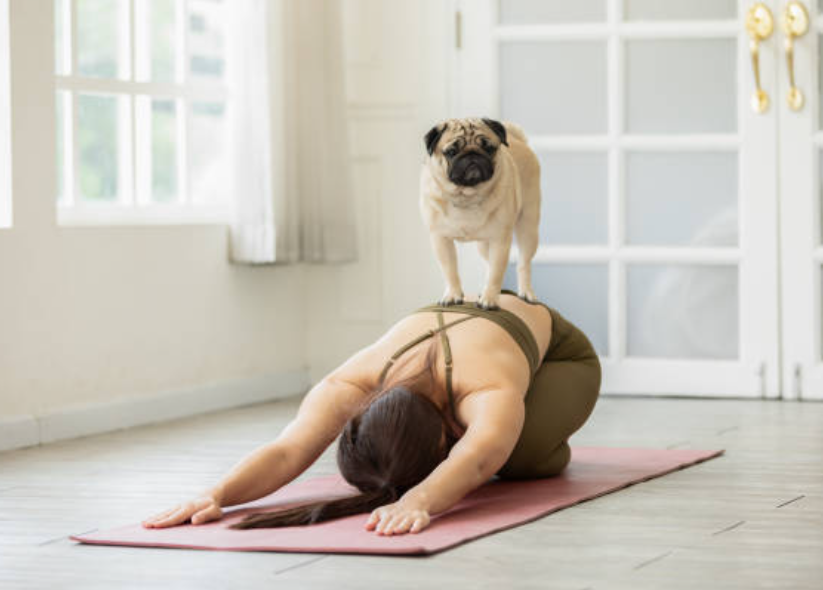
[0, 415, 40, 451]
[0, 370, 310, 452]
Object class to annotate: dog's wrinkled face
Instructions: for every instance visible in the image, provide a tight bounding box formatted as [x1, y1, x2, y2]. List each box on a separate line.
[424, 118, 508, 187]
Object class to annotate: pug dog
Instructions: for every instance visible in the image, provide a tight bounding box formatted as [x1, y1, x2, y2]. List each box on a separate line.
[419, 117, 541, 310]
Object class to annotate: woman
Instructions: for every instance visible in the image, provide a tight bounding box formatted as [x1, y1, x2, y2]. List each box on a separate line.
[142, 289, 601, 536]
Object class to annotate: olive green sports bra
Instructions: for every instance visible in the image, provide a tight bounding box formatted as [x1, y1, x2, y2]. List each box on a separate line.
[378, 289, 544, 428]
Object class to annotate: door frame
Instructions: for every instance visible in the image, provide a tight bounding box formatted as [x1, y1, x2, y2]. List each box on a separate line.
[779, 0, 823, 400]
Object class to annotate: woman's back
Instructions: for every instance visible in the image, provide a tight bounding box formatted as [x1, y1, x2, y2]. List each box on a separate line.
[358, 292, 554, 435]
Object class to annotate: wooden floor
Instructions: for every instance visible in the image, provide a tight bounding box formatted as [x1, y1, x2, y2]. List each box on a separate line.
[1, 395, 822, 589]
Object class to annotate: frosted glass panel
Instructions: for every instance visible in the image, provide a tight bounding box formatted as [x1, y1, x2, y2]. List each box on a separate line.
[136, 0, 178, 83]
[78, 94, 127, 201]
[55, 92, 68, 203]
[626, 40, 736, 133]
[503, 263, 609, 355]
[54, 0, 69, 75]
[626, 152, 738, 246]
[820, 149, 823, 243]
[500, 42, 607, 135]
[188, 0, 226, 83]
[538, 152, 608, 245]
[77, 0, 128, 79]
[818, 35, 823, 130]
[624, 0, 736, 20]
[189, 101, 229, 204]
[499, 0, 605, 23]
[627, 264, 738, 359]
[151, 100, 178, 202]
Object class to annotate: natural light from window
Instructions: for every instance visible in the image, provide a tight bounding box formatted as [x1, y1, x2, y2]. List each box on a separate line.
[54, 0, 232, 225]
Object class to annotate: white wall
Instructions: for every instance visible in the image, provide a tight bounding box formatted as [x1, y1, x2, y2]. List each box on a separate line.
[0, 0, 477, 449]
[0, 0, 10, 228]
[306, 0, 485, 382]
[0, 1, 308, 445]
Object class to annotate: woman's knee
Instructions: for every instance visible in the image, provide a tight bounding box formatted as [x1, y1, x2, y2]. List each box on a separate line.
[496, 441, 571, 480]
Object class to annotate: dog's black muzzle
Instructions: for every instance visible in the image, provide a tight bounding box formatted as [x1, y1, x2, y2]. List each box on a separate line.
[448, 152, 494, 187]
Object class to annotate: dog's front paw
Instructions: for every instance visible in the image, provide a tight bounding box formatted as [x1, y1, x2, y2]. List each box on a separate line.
[519, 287, 538, 304]
[438, 288, 464, 306]
[476, 289, 501, 311]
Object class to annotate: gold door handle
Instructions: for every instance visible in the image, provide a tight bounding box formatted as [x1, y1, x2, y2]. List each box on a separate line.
[746, 3, 774, 113]
[781, 1, 809, 111]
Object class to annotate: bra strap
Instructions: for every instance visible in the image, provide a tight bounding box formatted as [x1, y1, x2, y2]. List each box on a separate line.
[378, 313, 475, 387]
[436, 311, 458, 421]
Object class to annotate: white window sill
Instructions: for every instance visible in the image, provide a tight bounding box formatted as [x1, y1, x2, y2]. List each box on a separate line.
[57, 204, 233, 227]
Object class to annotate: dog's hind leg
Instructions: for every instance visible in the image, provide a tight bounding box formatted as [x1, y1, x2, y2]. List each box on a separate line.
[514, 210, 539, 303]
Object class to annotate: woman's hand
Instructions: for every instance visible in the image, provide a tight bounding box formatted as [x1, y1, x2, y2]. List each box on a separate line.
[364, 495, 431, 536]
[142, 495, 223, 529]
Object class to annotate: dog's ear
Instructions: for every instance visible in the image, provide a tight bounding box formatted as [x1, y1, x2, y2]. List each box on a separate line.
[482, 118, 508, 147]
[424, 124, 446, 156]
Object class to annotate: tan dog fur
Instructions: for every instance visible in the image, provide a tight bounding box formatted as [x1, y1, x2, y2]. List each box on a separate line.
[419, 118, 541, 310]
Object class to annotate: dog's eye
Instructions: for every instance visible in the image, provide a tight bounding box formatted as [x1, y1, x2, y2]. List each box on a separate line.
[443, 146, 458, 158]
[479, 137, 496, 154]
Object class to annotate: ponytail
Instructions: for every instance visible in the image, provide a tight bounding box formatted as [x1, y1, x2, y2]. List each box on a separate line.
[229, 486, 398, 530]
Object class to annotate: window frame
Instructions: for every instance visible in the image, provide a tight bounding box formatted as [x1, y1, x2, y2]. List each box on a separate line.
[54, 0, 233, 227]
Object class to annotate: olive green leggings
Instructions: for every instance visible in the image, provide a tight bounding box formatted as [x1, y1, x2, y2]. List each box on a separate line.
[495, 306, 602, 480]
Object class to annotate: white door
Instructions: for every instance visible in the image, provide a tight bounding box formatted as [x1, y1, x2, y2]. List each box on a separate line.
[450, 0, 781, 398]
[781, 1, 823, 399]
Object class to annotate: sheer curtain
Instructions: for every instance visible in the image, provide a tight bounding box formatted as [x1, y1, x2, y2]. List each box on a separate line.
[228, 0, 357, 264]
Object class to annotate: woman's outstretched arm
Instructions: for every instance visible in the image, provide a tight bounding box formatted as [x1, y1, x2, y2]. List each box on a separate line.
[142, 364, 375, 529]
[209, 374, 370, 505]
[365, 386, 525, 535]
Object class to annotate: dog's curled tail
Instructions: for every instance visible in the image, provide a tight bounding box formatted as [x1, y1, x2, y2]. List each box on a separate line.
[503, 121, 528, 144]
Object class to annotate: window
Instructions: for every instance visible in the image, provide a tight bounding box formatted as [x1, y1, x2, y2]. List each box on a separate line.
[54, 0, 231, 225]
[0, 0, 11, 228]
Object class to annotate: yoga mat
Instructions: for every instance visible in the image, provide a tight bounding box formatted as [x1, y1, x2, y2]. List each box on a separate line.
[71, 447, 722, 556]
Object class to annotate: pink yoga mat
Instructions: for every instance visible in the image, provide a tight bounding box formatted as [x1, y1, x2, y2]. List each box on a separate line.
[71, 447, 722, 556]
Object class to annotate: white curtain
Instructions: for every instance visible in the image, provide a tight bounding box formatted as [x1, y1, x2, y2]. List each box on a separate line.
[228, 0, 358, 264]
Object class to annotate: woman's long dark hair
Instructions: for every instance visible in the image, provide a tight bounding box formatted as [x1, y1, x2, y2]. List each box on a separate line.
[229, 339, 456, 530]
